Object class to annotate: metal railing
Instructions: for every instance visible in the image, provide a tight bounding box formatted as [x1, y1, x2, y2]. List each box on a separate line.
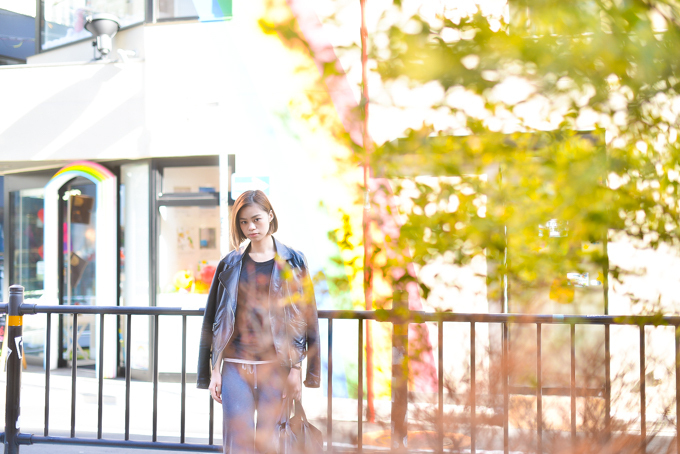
[329, 310, 680, 453]
[1, 284, 680, 453]
[1, 285, 219, 453]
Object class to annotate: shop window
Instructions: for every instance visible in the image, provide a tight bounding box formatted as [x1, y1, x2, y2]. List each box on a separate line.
[10, 188, 45, 360]
[157, 0, 197, 20]
[158, 205, 220, 296]
[11, 188, 45, 299]
[42, 0, 144, 50]
[157, 166, 220, 306]
[156, 165, 219, 374]
[156, 0, 232, 21]
[62, 180, 97, 306]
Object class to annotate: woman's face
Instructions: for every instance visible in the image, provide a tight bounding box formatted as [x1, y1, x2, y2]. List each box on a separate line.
[238, 205, 273, 242]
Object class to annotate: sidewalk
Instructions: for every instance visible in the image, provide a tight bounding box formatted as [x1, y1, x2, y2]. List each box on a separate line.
[0, 364, 390, 453]
[0, 362, 539, 453]
[0, 364, 496, 453]
[3, 365, 676, 453]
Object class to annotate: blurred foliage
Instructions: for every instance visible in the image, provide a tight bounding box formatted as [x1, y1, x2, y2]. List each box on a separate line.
[260, 2, 680, 446]
[366, 0, 680, 313]
[262, 0, 680, 313]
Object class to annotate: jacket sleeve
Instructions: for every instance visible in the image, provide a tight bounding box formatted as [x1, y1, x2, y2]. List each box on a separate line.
[300, 253, 321, 388]
[196, 260, 226, 389]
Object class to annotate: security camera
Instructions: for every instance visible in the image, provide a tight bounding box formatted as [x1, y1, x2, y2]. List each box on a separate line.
[85, 13, 120, 60]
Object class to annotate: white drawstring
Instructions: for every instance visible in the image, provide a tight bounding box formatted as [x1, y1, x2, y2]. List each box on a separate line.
[224, 358, 276, 391]
[240, 363, 257, 389]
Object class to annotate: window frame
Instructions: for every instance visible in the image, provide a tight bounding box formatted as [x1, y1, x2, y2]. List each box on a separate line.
[35, 0, 233, 54]
[149, 155, 219, 308]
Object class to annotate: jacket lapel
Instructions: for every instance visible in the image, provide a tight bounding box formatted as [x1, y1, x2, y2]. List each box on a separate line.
[217, 237, 291, 307]
[217, 244, 248, 314]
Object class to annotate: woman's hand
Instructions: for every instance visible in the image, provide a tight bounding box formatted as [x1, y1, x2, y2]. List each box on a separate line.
[209, 367, 222, 404]
[283, 367, 302, 401]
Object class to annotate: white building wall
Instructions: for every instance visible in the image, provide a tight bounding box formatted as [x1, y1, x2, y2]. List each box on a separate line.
[0, 6, 361, 277]
[0, 2, 376, 397]
[0, 60, 146, 160]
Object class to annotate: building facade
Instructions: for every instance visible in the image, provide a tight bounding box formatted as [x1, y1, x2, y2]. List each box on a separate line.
[0, 0, 361, 384]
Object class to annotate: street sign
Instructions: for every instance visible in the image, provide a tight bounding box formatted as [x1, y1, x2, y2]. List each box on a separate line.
[231, 175, 270, 198]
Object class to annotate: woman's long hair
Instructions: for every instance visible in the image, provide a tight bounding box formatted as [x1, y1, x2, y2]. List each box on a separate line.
[230, 190, 278, 250]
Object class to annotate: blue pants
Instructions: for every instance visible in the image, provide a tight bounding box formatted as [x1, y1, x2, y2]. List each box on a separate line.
[221, 361, 286, 454]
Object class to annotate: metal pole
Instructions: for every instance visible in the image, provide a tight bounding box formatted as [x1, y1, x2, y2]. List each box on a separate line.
[5, 285, 24, 454]
[152, 315, 159, 442]
[66, 195, 72, 307]
[570, 324, 576, 444]
[470, 322, 476, 454]
[125, 314, 131, 441]
[640, 326, 646, 451]
[208, 395, 214, 445]
[358, 319, 363, 453]
[437, 320, 443, 454]
[605, 324, 611, 441]
[97, 314, 104, 439]
[327, 319, 333, 453]
[70, 314, 77, 438]
[44, 313, 51, 437]
[503, 322, 509, 454]
[675, 326, 680, 454]
[536, 323, 542, 454]
[391, 291, 408, 452]
[180, 315, 187, 444]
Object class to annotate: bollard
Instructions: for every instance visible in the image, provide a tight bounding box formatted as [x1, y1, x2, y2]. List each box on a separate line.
[4, 285, 24, 454]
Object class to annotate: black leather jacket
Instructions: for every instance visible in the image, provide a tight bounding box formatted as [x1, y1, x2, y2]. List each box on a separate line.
[197, 237, 321, 389]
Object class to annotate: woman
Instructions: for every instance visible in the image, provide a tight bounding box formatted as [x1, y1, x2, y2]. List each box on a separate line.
[197, 190, 320, 453]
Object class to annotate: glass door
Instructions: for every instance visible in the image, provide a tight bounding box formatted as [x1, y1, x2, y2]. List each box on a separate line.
[10, 188, 46, 362]
[60, 177, 97, 367]
[155, 164, 220, 374]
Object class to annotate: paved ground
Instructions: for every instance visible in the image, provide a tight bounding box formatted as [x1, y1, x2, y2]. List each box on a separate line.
[21, 442, 199, 454]
[2, 365, 677, 453]
[0, 364, 393, 453]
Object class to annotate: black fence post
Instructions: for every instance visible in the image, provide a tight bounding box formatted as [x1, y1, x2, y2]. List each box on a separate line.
[391, 290, 409, 452]
[5, 285, 24, 454]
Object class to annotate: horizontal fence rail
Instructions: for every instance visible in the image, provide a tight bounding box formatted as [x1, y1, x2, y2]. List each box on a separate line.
[0, 287, 221, 454]
[319, 310, 680, 454]
[1, 288, 679, 453]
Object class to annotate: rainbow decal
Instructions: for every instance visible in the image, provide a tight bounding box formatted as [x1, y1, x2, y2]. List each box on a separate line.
[51, 160, 115, 183]
[44, 159, 118, 378]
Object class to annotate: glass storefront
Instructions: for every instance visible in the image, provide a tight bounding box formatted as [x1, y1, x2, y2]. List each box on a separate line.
[62, 180, 97, 306]
[60, 178, 97, 365]
[157, 0, 198, 20]
[11, 188, 45, 300]
[156, 0, 233, 21]
[156, 165, 220, 373]
[4, 158, 224, 376]
[42, 0, 144, 50]
[158, 165, 221, 306]
[11, 188, 46, 358]
[39, 0, 233, 51]
[158, 205, 221, 298]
